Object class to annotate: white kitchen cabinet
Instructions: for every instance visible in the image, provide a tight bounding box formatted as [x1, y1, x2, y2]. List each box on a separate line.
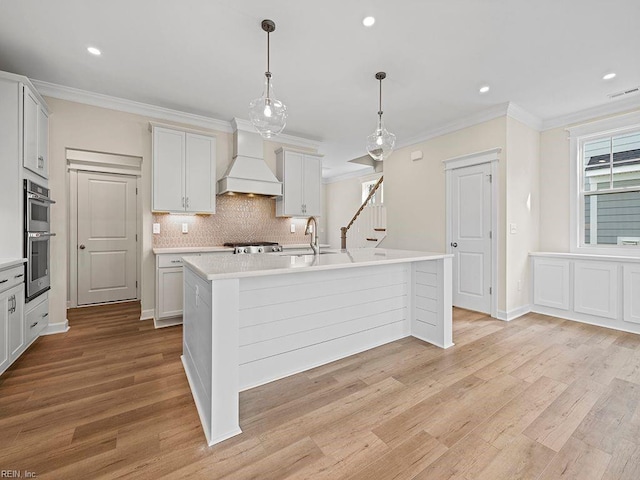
[0, 264, 26, 376]
[23, 84, 49, 179]
[154, 251, 230, 328]
[25, 292, 49, 344]
[158, 268, 184, 321]
[275, 148, 322, 217]
[531, 253, 640, 335]
[152, 125, 216, 213]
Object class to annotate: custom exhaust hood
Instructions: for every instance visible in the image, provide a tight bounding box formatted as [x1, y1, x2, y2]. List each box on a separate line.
[217, 119, 282, 196]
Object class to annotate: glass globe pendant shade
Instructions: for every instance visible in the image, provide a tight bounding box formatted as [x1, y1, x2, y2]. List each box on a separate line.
[367, 119, 396, 161]
[249, 74, 287, 138]
[366, 71, 395, 161]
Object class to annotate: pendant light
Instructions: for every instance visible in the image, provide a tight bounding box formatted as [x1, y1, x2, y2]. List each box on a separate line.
[249, 19, 287, 138]
[366, 72, 396, 161]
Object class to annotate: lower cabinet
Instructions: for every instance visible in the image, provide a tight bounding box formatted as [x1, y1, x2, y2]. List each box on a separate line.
[154, 251, 229, 328]
[1, 264, 29, 376]
[158, 267, 184, 320]
[25, 292, 49, 344]
[531, 254, 640, 334]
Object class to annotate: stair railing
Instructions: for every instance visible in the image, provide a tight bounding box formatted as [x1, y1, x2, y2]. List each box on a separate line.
[340, 176, 383, 249]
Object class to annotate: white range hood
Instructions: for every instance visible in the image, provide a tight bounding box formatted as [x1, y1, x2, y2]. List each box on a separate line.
[217, 119, 282, 196]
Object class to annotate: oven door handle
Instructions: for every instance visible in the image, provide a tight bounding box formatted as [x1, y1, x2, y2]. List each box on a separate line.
[28, 232, 56, 238]
[27, 192, 56, 204]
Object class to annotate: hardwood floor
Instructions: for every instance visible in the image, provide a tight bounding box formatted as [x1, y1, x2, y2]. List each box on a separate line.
[1, 303, 640, 479]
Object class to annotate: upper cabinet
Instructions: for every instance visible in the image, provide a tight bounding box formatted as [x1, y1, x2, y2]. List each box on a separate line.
[23, 84, 49, 179]
[275, 148, 322, 217]
[152, 125, 216, 214]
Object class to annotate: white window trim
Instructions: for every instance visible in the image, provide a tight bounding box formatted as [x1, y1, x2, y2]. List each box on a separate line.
[568, 110, 640, 256]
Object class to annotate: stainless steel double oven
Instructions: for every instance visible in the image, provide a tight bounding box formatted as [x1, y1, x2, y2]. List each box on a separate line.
[24, 180, 56, 302]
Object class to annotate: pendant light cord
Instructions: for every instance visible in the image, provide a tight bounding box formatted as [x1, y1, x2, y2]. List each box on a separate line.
[378, 77, 383, 122]
[265, 31, 271, 99]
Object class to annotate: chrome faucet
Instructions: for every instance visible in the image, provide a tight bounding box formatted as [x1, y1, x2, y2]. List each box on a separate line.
[305, 216, 320, 255]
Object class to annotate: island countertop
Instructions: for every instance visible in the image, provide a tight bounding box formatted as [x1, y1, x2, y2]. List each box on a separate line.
[181, 248, 452, 281]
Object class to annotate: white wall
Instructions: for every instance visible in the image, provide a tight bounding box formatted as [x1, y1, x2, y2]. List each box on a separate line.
[539, 127, 571, 252]
[505, 117, 540, 313]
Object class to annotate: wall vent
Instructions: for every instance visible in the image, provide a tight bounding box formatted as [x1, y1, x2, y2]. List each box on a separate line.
[608, 87, 640, 100]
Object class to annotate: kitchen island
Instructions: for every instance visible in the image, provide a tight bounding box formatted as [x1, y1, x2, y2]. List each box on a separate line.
[181, 248, 453, 446]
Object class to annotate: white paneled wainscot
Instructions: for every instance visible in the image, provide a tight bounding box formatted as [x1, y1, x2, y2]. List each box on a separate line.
[180, 249, 453, 446]
[531, 253, 640, 333]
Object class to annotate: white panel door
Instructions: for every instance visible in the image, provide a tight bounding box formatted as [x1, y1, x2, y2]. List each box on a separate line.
[451, 163, 492, 313]
[574, 261, 618, 319]
[77, 172, 137, 305]
[185, 133, 215, 213]
[623, 264, 640, 324]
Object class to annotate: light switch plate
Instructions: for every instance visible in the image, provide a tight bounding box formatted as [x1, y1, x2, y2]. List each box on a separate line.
[290, 223, 296, 233]
[509, 223, 518, 234]
[153, 223, 160, 234]
[182, 223, 188, 234]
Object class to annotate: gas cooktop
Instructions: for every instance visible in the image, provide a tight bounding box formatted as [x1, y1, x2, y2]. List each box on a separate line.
[223, 242, 283, 254]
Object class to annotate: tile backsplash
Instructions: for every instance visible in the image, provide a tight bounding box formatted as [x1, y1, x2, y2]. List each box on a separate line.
[152, 195, 311, 248]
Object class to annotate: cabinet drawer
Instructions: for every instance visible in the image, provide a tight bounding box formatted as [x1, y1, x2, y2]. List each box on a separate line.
[0, 266, 25, 293]
[158, 253, 204, 268]
[25, 297, 48, 343]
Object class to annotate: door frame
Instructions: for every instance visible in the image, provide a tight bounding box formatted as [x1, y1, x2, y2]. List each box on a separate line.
[67, 149, 142, 308]
[443, 147, 500, 318]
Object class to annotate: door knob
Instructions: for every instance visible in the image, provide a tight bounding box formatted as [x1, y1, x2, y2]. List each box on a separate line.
[79, 244, 86, 249]
[450, 242, 458, 248]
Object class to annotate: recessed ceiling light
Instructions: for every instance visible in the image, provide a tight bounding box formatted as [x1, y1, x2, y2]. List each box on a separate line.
[87, 46, 101, 56]
[362, 16, 375, 27]
[603, 72, 616, 80]
[479, 85, 490, 94]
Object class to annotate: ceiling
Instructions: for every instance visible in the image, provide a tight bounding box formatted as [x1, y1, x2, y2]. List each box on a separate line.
[1, 0, 639, 178]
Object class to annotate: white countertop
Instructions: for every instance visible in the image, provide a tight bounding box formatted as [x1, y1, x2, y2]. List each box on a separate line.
[0, 258, 27, 270]
[152, 244, 331, 255]
[530, 252, 640, 263]
[182, 248, 452, 280]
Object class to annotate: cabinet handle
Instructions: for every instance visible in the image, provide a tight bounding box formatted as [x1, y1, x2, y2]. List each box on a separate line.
[182, 197, 185, 207]
[170, 260, 182, 264]
[42, 313, 49, 318]
[186, 197, 190, 208]
[30, 321, 39, 328]
[14, 273, 24, 278]
[0, 279, 8, 284]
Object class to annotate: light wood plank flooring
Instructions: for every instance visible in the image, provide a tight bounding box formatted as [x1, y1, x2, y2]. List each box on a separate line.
[1, 303, 640, 479]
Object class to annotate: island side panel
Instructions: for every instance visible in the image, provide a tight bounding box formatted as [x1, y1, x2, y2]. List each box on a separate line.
[237, 263, 411, 390]
[410, 258, 454, 348]
[183, 266, 241, 446]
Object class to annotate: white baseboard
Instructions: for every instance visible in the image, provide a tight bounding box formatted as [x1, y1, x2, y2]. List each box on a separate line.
[497, 305, 531, 321]
[531, 305, 640, 335]
[140, 308, 155, 321]
[42, 319, 70, 335]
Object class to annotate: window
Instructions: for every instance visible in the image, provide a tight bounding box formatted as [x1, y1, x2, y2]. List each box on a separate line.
[362, 179, 383, 205]
[580, 129, 640, 247]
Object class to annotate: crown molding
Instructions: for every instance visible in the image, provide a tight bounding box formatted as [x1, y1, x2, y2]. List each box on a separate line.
[323, 165, 374, 184]
[542, 95, 640, 131]
[232, 117, 322, 150]
[33, 79, 234, 132]
[506, 103, 544, 131]
[396, 103, 509, 150]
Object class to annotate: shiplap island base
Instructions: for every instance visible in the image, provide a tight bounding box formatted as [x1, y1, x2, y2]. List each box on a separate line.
[181, 248, 453, 446]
